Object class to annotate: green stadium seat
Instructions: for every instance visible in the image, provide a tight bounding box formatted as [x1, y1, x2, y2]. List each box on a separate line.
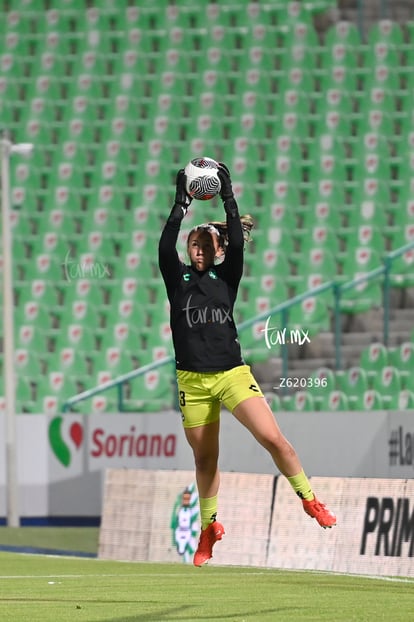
[279, 7, 318, 45]
[311, 86, 354, 138]
[124, 364, 177, 413]
[20, 251, 65, 282]
[390, 143, 414, 200]
[45, 346, 90, 379]
[299, 197, 343, 231]
[339, 225, 386, 257]
[52, 298, 98, 337]
[302, 176, 346, 218]
[60, 271, 106, 305]
[32, 7, 75, 37]
[288, 295, 331, 336]
[370, 366, 403, 407]
[318, 390, 350, 412]
[32, 206, 77, 239]
[239, 274, 288, 316]
[289, 247, 337, 297]
[248, 247, 290, 277]
[353, 88, 395, 138]
[36, 371, 82, 414]
[0, 73, 22, 129]
[89, 347, 134, 380]
[338, 247, 383, 313]
[15, 347, 45, 378]
[142, 329, 174, 367]
[10, 206, 35, 238]
[295, 225, 340, 256]
[336, 366, 369, 402]
[307, 366, 336, 408]
[73, 231, 117, 262]
[340, 282, 382, 314]
[344, 198, 388, 233]
[253, 220, 295, 257]
[392, 186, 414, 227]
[52, 322, 97, 355]
[388, 239, 414, 287]
[324, 21, 361, 49]
[238, 318, 275, 364]
[282, 390, 315, 412]
[349, 389, 384, 411]
[14, 323, 48, 354]
[146, 294, 171, 342]
[259, 192, 297, 231]
[347, 136, 391, 197]
[234, 37, 277, 76]
[396, 389, 414, 410]
[15, 279, 59, 309]
[359, 343, 389, 379]
[273, 145, 303, 181]
[99, 296, 147, 332]
[401, 358, 414, 393]
[10, 154, 42, 197]
[261, 133, 302, 173]
[261, 177, 301, 217]
[14, 299, 53, 331]
[98, 320, 142, 354]
[15, 377, 37, 414]
[387, 342, 414, 384]
[367, 20, 404, 47]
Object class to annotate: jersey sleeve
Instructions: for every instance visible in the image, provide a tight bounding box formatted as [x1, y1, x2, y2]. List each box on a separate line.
[158, 206, 186, 303]
[218, 204, 244, 290]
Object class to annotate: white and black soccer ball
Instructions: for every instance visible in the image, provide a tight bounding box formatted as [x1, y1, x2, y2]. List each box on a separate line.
[184, 156, 221, 201]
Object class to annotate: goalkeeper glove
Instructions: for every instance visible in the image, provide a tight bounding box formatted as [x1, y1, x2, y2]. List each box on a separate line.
[173, 169, 192, 216]
[218, 162, 238, 218]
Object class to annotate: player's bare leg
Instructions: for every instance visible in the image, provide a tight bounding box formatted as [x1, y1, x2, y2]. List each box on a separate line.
[233, 396, 336, 528]
[185, 421, 225, 565]
[184, 420, 220, 499]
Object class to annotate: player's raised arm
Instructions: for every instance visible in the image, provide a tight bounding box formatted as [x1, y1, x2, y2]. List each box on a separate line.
[216, 162, 244, 286]
[158, 169, 192, 301]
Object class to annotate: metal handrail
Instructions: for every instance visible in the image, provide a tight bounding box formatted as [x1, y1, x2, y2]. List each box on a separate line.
[61, 240, 414, 413]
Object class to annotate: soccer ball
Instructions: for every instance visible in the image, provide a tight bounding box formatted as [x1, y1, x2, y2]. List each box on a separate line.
[184, 156, 221, 201]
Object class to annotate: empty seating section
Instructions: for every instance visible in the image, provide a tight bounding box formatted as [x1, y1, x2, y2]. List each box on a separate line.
[0, 1, 413, 412]
[283, 341, 414, 411]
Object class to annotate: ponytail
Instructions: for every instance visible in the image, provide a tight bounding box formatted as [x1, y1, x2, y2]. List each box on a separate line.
[207, 214, 254, 247]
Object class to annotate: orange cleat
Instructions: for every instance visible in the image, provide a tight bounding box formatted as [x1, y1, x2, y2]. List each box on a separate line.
[193, 521, 225, 566]
[302, 497, 337, 528]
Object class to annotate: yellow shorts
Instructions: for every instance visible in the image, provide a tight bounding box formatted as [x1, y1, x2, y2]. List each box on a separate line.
[176, 365, 264, 428]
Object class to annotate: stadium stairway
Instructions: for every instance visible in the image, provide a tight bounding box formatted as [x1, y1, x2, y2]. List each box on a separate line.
[252, 297, 414, 393]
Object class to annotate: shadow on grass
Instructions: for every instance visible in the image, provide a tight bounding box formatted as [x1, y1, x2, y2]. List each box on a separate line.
[97, 605, 305, 622]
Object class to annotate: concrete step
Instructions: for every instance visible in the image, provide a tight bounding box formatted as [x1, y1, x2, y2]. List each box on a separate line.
[253, 304, 413, 390]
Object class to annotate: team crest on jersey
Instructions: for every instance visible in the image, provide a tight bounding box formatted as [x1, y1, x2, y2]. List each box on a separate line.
[183, 273, 191, 282]
[208, 270, 218, 279]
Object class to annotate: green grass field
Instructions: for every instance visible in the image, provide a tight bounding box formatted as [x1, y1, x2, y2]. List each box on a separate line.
[0, 551, 413, 622]
[0, 527, 99, 554]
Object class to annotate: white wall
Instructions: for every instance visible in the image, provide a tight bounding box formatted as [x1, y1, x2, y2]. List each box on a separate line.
[99, 469, 414, 577]
[0, 409, 413, 517]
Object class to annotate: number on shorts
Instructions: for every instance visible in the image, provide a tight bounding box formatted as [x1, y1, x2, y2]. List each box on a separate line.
[179, 391, 186, 406]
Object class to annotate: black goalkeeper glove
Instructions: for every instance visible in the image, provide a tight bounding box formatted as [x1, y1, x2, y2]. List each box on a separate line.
[173, 169, 192, 216]
[218, 162, 239, 218]
[217, 162, 234, 201]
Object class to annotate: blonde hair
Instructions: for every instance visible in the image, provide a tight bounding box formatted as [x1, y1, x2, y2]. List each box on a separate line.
[187, 215, 254, 249]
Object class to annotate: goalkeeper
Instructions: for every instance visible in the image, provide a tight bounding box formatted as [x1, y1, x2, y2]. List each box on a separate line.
[158, 163, 336, 567]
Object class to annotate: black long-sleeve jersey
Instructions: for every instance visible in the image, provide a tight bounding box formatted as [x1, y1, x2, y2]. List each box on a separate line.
[158, 202, 245, 372]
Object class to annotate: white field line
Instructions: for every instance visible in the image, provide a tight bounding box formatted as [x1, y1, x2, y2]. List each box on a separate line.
[0, 569, 413, 583]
